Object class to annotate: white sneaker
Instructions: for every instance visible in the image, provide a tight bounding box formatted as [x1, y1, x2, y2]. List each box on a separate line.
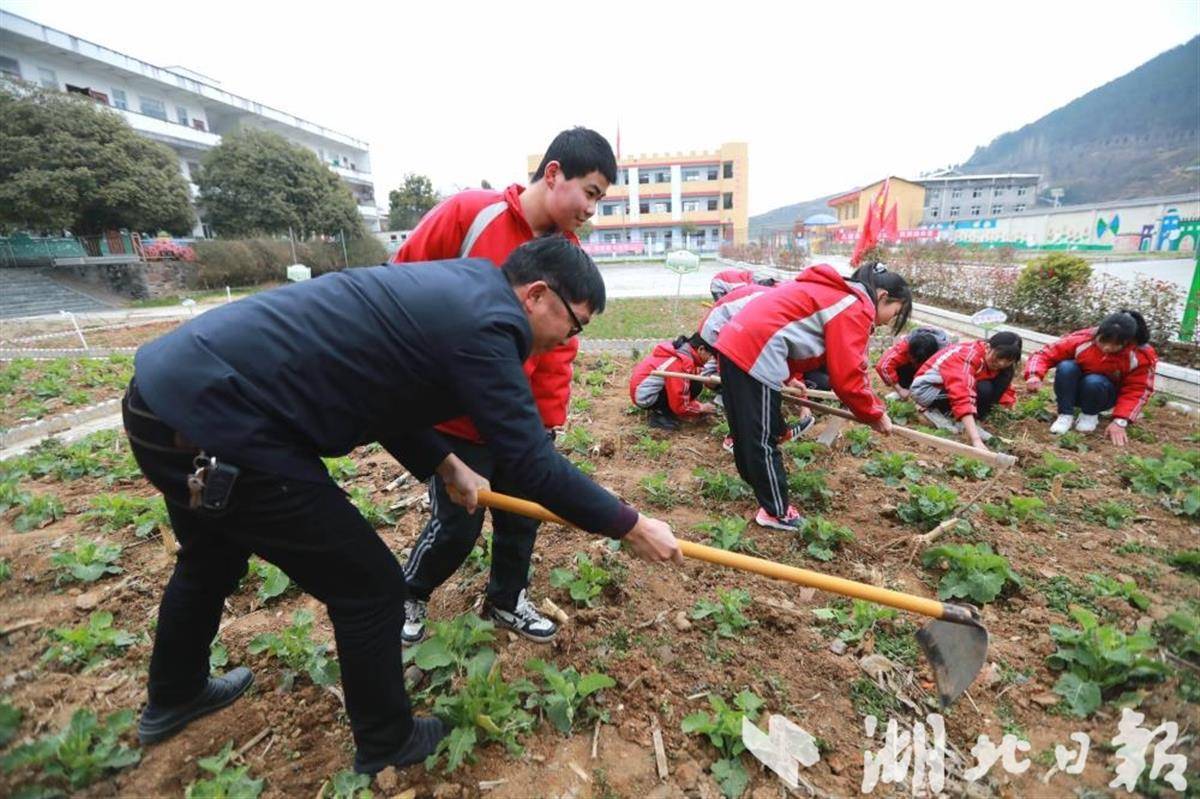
[1074, 414, 1100, 433]
[884, 391, 900, 402]
[1049, 414, 1074, 435]
[923, 409, 962, 433]
[402, 598, 428, 643]
[485, 589, 558, 642]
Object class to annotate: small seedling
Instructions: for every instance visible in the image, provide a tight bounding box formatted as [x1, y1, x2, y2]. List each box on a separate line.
[710, 418, 730, 437]
[524, 658, 615, 734]
[946, 457, 993, 481]
[694, 468, 754, 502]
[248, 609, 340, 687]
[1082, 500, 1135, 530]
[348, 486, 396, 528]
[632, 434, 671, 459]
[680, 690, 765, 799]
[426, 650, 535, 773]
[863, 452, 923, 486]
[404, 613, 497, 697]
[782, 439, 823, 468]
[1156, 608, 1200, 661]
[210, 637, 229, 671]
[896, 484, 958, 530]
[843, 427, 874, 456]
[1047, 607, 1169, 717]
[885, 398, 917, 425]
[1025, 452, 1081, 481]
[83, 493, 170, 539]
[798, 516, 854, 561]
[51, 537, 123, 584]
[1121, 453, 1194, 496]
[560, 426, 595, 456]
[184, 741, 264, 798]
[982, 496, 1050, 527]
[1167, 549, 1200, 577]
[464, 533, 494, 575]
[321, 769, 373, 799]
[640, 471, 678, 508]
[691, 589, 753, 639]
[0, 708, 140, 793]
[1011, 389, 1054, 421]
[247, 558, 292, 603]
[1056, 432, 1089, 453]
[42, 611, 138, 671]
[569, 395, 592, 415]
[787, 469, 832, 509]
[813, 599, 898, 644]
[0, 480, 29, 512]
[13, 492, 66, 533]
[0, 559, 10, 583]
[921, 543, 1022, 604]
[696, 517, 757, 554]
[0, 699, 21, 746]
[1085, 573, 1150, 611]
[549, 553, 612, 607]
[322, 456, 359, 483]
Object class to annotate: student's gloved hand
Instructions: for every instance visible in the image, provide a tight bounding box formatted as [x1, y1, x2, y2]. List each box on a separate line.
[624, 514, 684, 565]
[436, 453, 490, 514]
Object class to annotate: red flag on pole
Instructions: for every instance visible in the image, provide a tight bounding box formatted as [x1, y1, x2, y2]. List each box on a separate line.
[851, 179, 891, 266]
[882, 202, 899, 242]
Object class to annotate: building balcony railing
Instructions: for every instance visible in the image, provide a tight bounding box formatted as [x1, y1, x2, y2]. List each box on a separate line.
[116, 107, 222, 148]
[332, 164, 374, 185]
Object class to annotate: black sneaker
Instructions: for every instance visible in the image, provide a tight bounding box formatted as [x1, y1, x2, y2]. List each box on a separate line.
[353, 716, 448, 774]
[402, 598, 427, 644]
[648, 412, 680, 432]
[485, 589, 558, 642]
[138, 667, 254, 745]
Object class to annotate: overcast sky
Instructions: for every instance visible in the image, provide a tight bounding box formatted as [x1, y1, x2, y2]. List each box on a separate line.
[8, 0, 1199, 216]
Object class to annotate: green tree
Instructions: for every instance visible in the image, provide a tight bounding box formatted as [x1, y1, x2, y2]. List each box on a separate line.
[0, 86, 194, 235]
[387, 173, 439, 230]
[197, 129, 363, 238]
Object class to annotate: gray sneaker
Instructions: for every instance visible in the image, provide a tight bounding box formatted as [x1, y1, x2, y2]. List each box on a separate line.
[922, 408, 962, 433]
[485, 589, 558, 642]
[402, 598, 428, 644]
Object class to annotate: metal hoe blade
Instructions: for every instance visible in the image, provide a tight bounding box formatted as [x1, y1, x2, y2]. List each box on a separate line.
[916, 609, 990, 708]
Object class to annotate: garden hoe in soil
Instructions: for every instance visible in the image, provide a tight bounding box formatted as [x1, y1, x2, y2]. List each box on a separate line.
[476, 490, 990, 708]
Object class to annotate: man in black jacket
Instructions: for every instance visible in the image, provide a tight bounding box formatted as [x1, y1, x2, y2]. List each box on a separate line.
[123, 236, 681, 774]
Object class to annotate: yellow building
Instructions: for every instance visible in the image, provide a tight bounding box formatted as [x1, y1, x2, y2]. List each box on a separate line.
[828, 176, 926, 241]
[527, 142, 748, 254]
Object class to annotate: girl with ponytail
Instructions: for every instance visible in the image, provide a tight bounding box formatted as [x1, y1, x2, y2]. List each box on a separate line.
[1023, 309, 1157, 446]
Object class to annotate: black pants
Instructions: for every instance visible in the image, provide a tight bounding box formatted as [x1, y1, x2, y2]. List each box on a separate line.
[404, 437, 538, 611]
[719, 357, 788, 517]
[122, 382, 413, 762]
[929, 369, 1014, 420]
[644, 380, 703, 423]
[895, 363, 917, 389]
[803, 368, 831, 391]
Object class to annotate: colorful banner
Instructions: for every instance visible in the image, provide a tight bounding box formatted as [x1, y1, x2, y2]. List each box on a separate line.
[582, 242, 646, 256]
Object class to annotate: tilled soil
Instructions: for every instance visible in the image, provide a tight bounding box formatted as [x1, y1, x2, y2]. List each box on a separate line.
[0, 354, 1197, 798]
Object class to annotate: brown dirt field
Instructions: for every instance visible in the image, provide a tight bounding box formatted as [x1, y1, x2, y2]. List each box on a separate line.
[0, 354, 1197, 798]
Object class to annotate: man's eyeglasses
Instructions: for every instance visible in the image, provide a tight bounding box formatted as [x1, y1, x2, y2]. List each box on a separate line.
[550, 286, 583, 338]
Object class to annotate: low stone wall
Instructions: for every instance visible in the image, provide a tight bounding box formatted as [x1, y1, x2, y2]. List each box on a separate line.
[55, 260, 197, 300]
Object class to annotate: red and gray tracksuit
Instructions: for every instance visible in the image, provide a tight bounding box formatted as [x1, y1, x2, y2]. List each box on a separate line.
[1024, 328, 1156, 420]
[394, 183, 577, 611]
[629, 341, 708, 422]
[910, 340, 1017, 420]
[875, 327, 951, 389]
[709, 268, 755, 301]
[714, 264, 884, 516]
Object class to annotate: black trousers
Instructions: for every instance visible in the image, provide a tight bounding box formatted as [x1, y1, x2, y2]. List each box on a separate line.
[929, 369, 1014, 420]
[895, 363, 917, 389]
[122, 382, 413, 762]
[643, 380, 704, 422]
[404, 437, 539, 611]
[719, 357, 789, 517]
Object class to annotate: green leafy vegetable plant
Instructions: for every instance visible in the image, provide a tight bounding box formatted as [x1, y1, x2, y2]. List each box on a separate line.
[248, 609, 340, 687]
[921, 543, 1022, 604]
[549, 553, 613, 607]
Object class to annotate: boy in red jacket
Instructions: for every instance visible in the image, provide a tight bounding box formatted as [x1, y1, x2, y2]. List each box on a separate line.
[910, 332, 1021, 452]
[715, 263, 910, 530]
[875, 327, 950, 400]
[1024, 310, 1156, 445]
[395, 128, 616, 643]
[629, 334, 717, 431]
[709, 268, 777, 301]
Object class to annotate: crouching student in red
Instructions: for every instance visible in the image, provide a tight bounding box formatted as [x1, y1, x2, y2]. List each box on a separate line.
[1024, 309, 1156, 446]
[715, 263, 910, 530]
[875, 327, 951, 400]
[709, 268, 777, 301]
[629, 334, 717, 431]
[910, 332, 1021, 453]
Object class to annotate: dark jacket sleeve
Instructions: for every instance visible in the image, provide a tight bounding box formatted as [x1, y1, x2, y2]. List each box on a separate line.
[377, 429, 451, 482]
[451, 317, 637, 537]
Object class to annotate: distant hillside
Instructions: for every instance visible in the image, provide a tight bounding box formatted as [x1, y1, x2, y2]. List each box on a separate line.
[749, 193, 840, 237]
[963, 36, 1200, 202]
